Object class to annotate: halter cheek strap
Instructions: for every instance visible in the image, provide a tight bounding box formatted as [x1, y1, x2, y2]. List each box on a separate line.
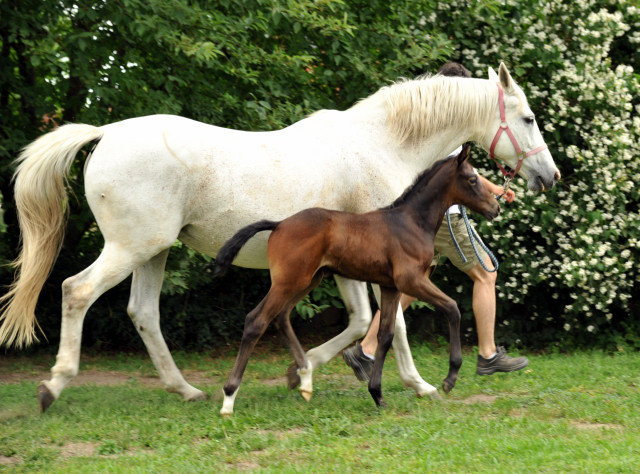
[489, 83, 548, 179]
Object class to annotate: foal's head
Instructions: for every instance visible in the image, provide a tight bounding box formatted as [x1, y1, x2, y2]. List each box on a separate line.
[447, 145, 501, 220]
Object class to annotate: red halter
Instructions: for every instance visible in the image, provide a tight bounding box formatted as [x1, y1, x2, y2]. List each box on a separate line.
[489, 83, 548, 179]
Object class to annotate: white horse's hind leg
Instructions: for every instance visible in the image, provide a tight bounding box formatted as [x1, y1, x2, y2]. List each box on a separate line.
[127, 249, 205, 402]
[305, 276, 372, 370]
[369, 285, 438, 397]
[38, 244, 147, 412]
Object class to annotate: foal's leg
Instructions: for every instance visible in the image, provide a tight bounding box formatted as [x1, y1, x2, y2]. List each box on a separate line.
[399, 277, 463, 394]
[278, 271, 326, 399]
[38, 244, 149, 412]
[276, 310, 313, 401]
[221, 287, 295, 416]
[371, 285, 439, 398]
[127, 249, 205, 402]
[368, 287, 402, 408]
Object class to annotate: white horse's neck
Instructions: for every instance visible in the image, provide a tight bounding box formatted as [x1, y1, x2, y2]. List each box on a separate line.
[347, 77, 497, 174]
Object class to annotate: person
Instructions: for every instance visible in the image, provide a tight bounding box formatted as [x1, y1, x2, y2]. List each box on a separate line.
[342, 62, 528, 381]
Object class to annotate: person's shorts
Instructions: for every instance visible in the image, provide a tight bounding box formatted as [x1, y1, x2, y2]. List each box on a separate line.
[432, 213, 488, 273]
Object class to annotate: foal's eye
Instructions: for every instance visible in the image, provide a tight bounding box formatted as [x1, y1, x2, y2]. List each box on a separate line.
[524, 116, 535, 125]
[468, 176, 478, 185]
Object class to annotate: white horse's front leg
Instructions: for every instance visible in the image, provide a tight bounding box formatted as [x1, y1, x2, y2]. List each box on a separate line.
[305, 276, 372, 370]
[372, 285, 439, 398]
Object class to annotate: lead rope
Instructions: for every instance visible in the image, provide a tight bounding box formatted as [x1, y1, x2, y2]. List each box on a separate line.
[445, 207, 499, 273]
[445, 176, 511, 273]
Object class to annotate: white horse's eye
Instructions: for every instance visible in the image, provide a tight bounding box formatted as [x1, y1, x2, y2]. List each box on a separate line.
[524, 116, 535, 125]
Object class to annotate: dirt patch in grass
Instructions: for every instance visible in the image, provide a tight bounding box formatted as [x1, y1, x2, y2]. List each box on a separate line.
[60, 441, 98, 458]
[571, 421, 623, 431]
[457, 394, 497, 404]
[0, 369, 222, 388]
[0, 455, 19, 466]
[230, 460, 261, 471]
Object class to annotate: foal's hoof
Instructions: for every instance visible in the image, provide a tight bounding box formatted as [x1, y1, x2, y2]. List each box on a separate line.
[374, 397, 387, 409]
[37, 382, 55, 413]
[299, 389, 312, 402]
[441, 379, 456, 394]
[286, 362, 301, 390]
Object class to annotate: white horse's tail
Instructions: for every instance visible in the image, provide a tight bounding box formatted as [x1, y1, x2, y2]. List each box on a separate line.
[0, 124, 105, 348]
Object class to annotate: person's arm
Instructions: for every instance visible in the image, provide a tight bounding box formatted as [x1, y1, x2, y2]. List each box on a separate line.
[478, 175, 515, 203]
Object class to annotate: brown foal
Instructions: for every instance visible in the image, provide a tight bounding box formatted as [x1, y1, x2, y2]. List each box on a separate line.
[214, 145, 500, 414]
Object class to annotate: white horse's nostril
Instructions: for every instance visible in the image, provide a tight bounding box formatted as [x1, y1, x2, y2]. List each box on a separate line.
[554, 170, 561, 181]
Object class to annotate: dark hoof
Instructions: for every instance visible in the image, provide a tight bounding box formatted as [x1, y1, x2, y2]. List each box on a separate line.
[374, 397, 387, 408]
[37, 383, 55, 413]
[441, 379, 456, 394]
[286, 363, 301, 390]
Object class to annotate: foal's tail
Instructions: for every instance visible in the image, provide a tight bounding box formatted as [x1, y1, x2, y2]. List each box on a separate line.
[0, 124, 105, 348]
[213, 220, 280, 278]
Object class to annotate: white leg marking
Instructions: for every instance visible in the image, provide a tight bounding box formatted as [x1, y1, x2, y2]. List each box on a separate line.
[220, 387, 239, 416]
[297, 361, 314, 401]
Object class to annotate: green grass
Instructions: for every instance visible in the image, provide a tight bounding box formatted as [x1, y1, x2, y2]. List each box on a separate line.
[1, 346, 639, 472]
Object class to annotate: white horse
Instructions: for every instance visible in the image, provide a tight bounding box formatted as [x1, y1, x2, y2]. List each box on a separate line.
[0, 63, 559, 412]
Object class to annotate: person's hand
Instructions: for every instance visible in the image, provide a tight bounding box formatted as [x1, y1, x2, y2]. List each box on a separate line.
[503, 188, 515, 203]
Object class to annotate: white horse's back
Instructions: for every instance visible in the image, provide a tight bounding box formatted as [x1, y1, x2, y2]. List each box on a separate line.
[88, 112, 402, 267]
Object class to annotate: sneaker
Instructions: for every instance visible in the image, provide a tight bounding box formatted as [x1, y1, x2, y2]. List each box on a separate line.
[342, 342, 375, 382]
[476, 346, 529, 375]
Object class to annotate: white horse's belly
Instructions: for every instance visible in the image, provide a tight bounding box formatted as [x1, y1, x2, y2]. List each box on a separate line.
[87, 114, 411, 268]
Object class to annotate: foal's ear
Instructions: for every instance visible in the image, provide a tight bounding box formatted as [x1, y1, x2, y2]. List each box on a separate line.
[457, 144, 471, 167]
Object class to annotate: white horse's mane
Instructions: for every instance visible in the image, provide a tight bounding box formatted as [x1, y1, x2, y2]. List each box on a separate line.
[355, 75, 497, 146]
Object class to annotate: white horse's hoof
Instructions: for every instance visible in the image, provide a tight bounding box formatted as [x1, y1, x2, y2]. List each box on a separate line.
[418, 389, 442, 400]
[183, 389, 207, 402]
[299, 389, 312, 402]
[38, 381, 57, 413]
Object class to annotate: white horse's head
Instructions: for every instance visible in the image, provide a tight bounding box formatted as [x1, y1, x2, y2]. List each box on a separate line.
[485, 63, 560, 191]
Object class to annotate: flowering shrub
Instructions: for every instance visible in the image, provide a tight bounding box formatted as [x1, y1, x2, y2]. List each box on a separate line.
[419, 0, 640, 349]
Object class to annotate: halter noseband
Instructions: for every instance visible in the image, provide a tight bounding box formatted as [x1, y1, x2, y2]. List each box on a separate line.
[489, 83, 548, 179]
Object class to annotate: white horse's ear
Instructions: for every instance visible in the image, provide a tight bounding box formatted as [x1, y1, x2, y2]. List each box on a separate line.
[498, 62, 514, 91]
[488, 67, 498, 81]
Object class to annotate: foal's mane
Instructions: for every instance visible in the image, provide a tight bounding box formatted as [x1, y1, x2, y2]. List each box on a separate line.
[356, 75, 496, 145]
[380, 155, 456, 211]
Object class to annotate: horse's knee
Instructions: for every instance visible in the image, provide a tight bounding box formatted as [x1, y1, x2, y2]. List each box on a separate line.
[61, 277, 94, 314]
[441, 300, 461, 324]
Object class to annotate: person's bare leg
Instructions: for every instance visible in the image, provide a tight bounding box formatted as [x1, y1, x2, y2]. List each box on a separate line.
[464, 255, 497, 359]
[360, 293, 415, 356]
